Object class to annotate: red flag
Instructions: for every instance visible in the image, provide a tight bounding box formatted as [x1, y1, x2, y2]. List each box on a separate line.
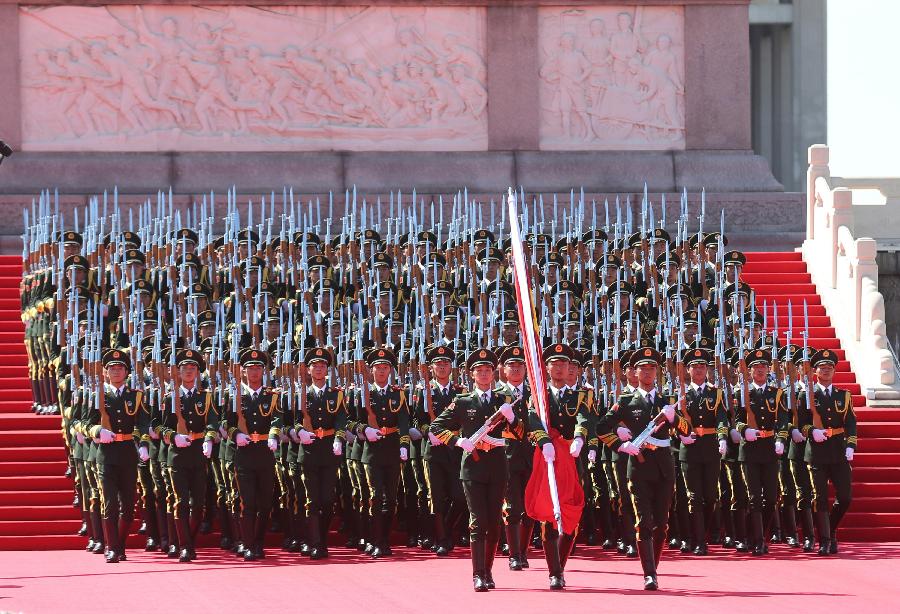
[506, 189, 584, 533]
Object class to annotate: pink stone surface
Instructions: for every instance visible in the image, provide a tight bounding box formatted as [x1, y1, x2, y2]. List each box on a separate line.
[0, 5, 22, 149]
[18, 4, 487, 152]
[537, 5, 685, 151]
[683, 4, 750, 150]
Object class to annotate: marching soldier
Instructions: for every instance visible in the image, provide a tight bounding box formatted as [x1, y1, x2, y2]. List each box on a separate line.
[798, 349, 857, 555]
[496, 345, 533, 570]
[529, 342, 594, 590]
[81, 349, 151, 563]
[413, 345, 467, 556]
[736, 348, 789, 556]
[294, 347, 348, 559]
[153, 349, 219, 562]
[354, 347, 410, 558]
[225, 349, 283, 561]
[430, 348, 517, 592]
[598, 347, 689, 590]
[677, 348, 728, 555]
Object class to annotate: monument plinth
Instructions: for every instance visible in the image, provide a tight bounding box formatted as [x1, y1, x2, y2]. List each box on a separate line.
[0, 0, 795, 249]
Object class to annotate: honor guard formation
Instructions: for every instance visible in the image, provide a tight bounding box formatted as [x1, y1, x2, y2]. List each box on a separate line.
[20, 186, 857, 592]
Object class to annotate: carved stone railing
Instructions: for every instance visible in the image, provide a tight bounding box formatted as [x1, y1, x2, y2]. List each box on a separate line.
[802, 144, 898, 398]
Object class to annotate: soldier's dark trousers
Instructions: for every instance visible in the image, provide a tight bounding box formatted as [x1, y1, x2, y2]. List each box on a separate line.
[235, 443, 276, 549]
[169, 464, 207, 547]
[811, 461, 852, 535]
[98, 460, 138, 552]
[742, 460, 779, 545]
[629, 449, 675, 577]
[682, 458, 720, 546]
[614, 455, 637, 546]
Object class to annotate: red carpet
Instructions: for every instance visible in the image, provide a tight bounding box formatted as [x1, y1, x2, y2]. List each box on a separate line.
[0, 251, 898, 548]
[0, 543, 898, 612]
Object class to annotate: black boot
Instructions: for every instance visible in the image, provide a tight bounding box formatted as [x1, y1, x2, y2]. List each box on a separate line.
[434, 512, 450, 556]
[155, 502, 169, 552]
[829, 502, 848, 555]
[166, 513, 179, 558]
[652, 526, 666, 569]
[90, 507, 105, 554]
[309, 513, 327, 559]
[815, 511, 831, 556]
[691, 509, 708, 555]
[359, 510, 372, 553]
[801, 507, 815, 552]
[78, 511, 89, 537]
[370, 512, 386, 558]
[519, 518, 534, 568]
[241, 515, 257, 561]
[484, 534, 498, 589]
[750, 511, 765, 556]
[380, 511, 394, 556]
[254, 511, 270, 560]
[471, 539, 488, 592]
[117, 517, 130, 561]
[783, 506, 799, 547]
[102, 519, 120, 563]
[218, 501, 233, 550]
[722, 506, 735, 548]
[734, 509, 749, 552]
[175, 516, 193, 563]
[405, 503, 419, 548]
[543, 528, 564, 590]
[638, 538, 657, 590]
[506, 522, 522, 570]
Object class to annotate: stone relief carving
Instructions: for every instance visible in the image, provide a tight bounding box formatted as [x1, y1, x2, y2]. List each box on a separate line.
[538, 6, 685, 150]
[19, 5, 487, 151]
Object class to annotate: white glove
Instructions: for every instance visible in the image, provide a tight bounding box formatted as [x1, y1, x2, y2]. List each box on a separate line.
[400, 448, 408, 462]
[456, 437, 475, 453]
[267, 437, 278, 452]
[75, 431, 85, 445]
[663, 403, 676, 423]
[279, 432, 289, 444]
[718, 439, 728, 456]
[791, 428, 806, 444]
[744, 428, 758, 442]
[428, 432, 442, 446]
[618, 441, 640, 456]
[138, 447, 150, 463]
[569, 438, 584, 457]
[289, 428, 301, 444]
[845, 447, 854, 462]
[174, 434, 191, 448]
[332, 439, 343, 456]
[148, 428, 160, 441]
[499, 402, 515, 423]
[218, 425, 228, 440]
[409, 428, 423, 441]
[298, 429, 316, 445]
[235, 433, 250, 447]
[616, 426, 632, 441]
[679, 434, 696, 445]
[542, 442, 556, 463]
[202, 440, 213, 458]
[775, 441, 785, 455]
[364, 426, 382, 442]
[587, 449, 597, 464]
[812, 428, 828, 443]
[98, 428, 115, 444]
[730, 428, 741, 444]
[344, 430, 356, 444]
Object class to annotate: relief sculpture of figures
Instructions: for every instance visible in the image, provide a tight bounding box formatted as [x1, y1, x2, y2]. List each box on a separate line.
[19, 4, 488, 151]
[538, 6, 685, 150]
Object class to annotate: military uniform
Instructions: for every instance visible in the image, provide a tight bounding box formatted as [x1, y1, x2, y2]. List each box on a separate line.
[599, 347, 690, 590]
[798, 349, 857, 555]
[431, 348, 517, 592]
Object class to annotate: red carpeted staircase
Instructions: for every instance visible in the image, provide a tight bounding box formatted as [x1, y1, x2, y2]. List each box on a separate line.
[743, 251, 900, 541]
[0, 251, 898, 549]
[0, 254, 83, 550]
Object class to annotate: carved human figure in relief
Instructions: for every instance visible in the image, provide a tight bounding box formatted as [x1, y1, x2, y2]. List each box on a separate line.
[31, 49, 87, 136]
[610, 11, 644, 88]
[136, 8, 197, 111]
[99, 38, 184, 131]
[438, 33, 486, 83]
[644, 33, 683, 129]
[449, 63, 487, 119]
[396, 28, 436, 67]
[583, 18, 613, 116]
[421, 64, 466, 121]
[540, 32, 593, 139]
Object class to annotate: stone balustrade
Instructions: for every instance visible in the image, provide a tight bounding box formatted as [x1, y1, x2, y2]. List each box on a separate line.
[802, 144, 897, 397]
